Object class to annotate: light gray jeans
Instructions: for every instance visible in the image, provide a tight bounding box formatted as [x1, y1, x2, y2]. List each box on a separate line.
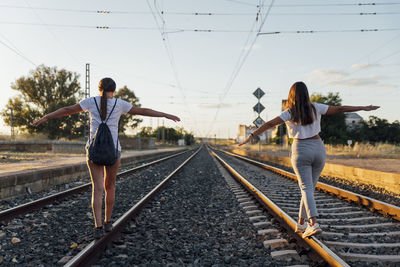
[291, 138, 326, 220]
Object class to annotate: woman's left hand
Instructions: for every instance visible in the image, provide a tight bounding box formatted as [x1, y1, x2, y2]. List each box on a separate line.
[31, 116, 48, 127]
[165, 114, 180, 122]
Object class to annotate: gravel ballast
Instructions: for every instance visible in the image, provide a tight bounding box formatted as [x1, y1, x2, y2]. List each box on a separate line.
[0, 150, 195, 266]
[97, 147, 286, 266]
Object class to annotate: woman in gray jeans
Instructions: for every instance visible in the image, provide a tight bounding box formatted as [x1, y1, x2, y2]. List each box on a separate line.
[239, 81, 379, 238]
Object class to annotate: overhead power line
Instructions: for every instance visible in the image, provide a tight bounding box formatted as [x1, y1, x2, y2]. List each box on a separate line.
[206, 0, 275, 137]
[258, 28, 400, 35]
[223, 0, 400, 7]
[0, 38, 37, 66]
[3, 21, 399, 34]
[1, 5, 399, 16]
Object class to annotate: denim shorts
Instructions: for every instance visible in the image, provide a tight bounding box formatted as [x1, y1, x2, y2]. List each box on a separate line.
[86, 150, 121, 161]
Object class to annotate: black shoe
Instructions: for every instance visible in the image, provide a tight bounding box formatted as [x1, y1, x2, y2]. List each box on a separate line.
[93, 227, 103, 239]
[104, 221, 113, 233]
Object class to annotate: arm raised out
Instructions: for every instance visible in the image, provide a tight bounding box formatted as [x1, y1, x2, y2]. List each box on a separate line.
[128, 107, 180, 122]
[239, 116, 284, 146]
[31, 103, 83, 127]
[326, 105, 380, 115]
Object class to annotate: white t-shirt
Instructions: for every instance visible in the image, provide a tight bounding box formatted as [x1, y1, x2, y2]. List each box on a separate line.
[279, 103, 329, 139]
[79, 96, 133, 151]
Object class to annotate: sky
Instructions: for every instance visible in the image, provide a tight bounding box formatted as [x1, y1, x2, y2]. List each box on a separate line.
[1, 0, 399, 138]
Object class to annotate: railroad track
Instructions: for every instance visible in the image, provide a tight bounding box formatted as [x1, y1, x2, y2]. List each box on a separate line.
[67, 145, 312, 266]
[0, 149, 190, 223]
[0, 148, 197, 265]
[211, 147, 400, 266]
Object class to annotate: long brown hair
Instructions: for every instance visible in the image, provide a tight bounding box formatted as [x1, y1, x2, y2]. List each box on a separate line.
[285, 81, 316, 125]
[98, 78, 116, 121]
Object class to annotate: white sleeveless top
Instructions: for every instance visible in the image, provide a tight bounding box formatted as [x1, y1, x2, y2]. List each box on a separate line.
[279, 103, 329, 139]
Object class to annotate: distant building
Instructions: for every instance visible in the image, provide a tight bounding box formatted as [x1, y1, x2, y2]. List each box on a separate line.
[345, 113, 363, 128]
[237, 124, 275, 143]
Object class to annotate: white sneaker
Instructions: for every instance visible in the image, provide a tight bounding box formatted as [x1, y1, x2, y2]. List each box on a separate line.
[302, 223, 322, 238]
[295, 223, 307, 233]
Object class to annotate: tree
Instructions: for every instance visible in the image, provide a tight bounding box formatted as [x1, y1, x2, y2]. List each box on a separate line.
[310, 92, 348, 144]
[114, 85, 142, 134]
[1, 65, 84, 139]
[184, 133, 195, 145]
[137, 126, 155, 138]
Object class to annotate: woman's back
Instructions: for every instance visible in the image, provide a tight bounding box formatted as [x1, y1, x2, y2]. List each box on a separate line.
[280, 102, 328, 139]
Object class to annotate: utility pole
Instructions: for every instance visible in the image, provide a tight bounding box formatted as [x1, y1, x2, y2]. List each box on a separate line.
[84, 63, 90, 138]
[10, 108, 15, 140]
[162, 120, 165, 144]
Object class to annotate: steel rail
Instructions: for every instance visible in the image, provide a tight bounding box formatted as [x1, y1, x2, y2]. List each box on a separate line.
[0, 149, 190, 223]
[210, 150, 349, 267]
[221, 149, 400, 222]
[64, 146, 202, 267]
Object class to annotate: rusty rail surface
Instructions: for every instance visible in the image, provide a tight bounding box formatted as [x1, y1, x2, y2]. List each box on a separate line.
[221, 149, 400, 222]
[0, 149, 190, 223]
[64, 146, 202, 267]
[210, 149, 349, 267]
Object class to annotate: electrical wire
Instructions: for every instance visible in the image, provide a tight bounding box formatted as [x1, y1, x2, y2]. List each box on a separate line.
[206, 0, 275, 137]
[2, 21, 399, 34]
[2, 5, 399, 16]
[0, 38, 37, 66]
[146, 0, 201, 136]
[258, 28, 400, 35]
[223, 0, 400, 7]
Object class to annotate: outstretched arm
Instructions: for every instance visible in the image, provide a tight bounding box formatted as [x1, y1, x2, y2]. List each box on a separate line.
[239, 116, 284, 146]
[128, 107, 180, 122]
[31, 104, 83, 126]
[326, 105, 379, 115]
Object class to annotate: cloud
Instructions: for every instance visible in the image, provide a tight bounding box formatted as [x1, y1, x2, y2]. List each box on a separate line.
[351, 63, 382, 70]
[241, 43, 261, 51]
[197, 103, 232, 109]
[307, 69, 397, 89]
[307, 69, 348, 82]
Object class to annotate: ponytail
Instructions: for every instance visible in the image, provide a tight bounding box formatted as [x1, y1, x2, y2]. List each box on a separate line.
[98, 78, 116, 121]
[100, 93, 108, 121]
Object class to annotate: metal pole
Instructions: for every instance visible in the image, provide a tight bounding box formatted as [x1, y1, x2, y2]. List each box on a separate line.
[162, 120, 165, 144]
[10, 108, 14, 140]
[84, 63, 90, 139]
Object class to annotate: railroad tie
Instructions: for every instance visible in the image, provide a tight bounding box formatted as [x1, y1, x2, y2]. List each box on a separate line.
[270, 250, 301, 260]
[263, 238, 289, 249]
[239, 201, 255, 207]
[249, 215, 267, 222]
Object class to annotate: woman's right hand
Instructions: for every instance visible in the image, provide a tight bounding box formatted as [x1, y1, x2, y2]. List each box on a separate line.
[238, 135, 251, 146]
[364, 105, 380, 111]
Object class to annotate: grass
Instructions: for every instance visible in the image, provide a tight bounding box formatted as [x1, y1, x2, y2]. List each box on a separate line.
[0, 151, 83, 164]
[225, 141, 400, 159]
[325, 142, 400, 159]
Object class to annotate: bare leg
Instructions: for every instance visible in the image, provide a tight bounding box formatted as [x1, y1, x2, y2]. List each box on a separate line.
[87, 160, 105, 228]
[104, 159, 120, 223]
[309, 216, 317, 225]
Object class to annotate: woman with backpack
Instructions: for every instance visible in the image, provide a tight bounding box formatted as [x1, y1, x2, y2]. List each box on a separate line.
[239, 81, 379, 238]
[32, 77, 180, 239]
